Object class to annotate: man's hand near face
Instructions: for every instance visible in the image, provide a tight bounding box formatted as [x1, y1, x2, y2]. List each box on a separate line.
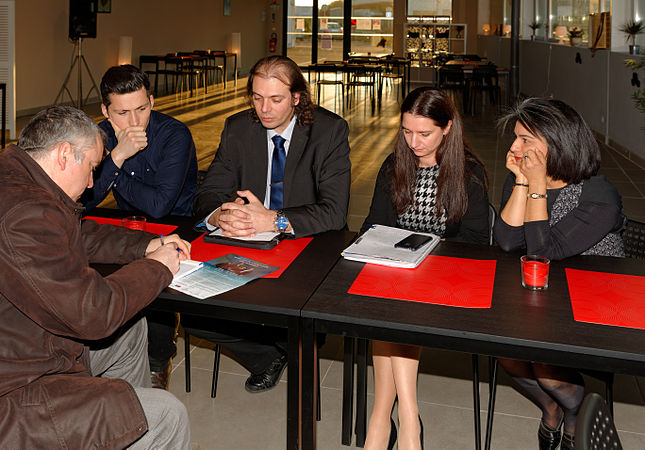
[108, 119, 148, 168]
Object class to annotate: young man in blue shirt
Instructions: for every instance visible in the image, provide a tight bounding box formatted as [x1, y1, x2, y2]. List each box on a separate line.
[83, 65, 197, 388]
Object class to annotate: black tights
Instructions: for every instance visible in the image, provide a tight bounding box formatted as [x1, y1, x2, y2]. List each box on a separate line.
[498, 358, 584, 434]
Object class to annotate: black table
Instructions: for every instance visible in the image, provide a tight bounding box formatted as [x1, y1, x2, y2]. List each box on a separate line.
[88, 208, 353, 449]
[301, 241, 645, 448]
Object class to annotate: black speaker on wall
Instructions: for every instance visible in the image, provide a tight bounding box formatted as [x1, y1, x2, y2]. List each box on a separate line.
[69, 0, 97, 39]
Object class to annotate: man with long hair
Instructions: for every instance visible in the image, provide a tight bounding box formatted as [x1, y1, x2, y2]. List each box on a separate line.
[191, 55, 351, 392]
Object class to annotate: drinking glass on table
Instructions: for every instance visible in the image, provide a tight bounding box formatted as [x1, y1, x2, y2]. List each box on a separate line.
[122, 216, 147, 231]
[520, 255, 550, 290]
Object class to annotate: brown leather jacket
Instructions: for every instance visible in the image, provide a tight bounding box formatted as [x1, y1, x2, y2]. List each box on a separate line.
[0, 146, 173, 448]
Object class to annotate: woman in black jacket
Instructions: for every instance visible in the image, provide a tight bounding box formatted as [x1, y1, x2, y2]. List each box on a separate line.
[493, 97, 624, 450]
[362, 87, 489, 450]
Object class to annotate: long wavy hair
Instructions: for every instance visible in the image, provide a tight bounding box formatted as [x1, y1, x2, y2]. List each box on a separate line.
[246, 55, 314, 126]
[392, 87, 485, 223]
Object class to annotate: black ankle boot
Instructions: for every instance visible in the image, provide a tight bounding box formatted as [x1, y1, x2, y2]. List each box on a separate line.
[419, 415, 424, 450]
[387, 417, 397, 450]
[538, 418, 563, 450]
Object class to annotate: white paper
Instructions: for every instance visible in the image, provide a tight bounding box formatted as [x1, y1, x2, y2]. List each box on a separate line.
[173, 260, 203, 281]
[356, 18, 372, 30]
[169, 255, 279, 299]
[208, 228, 280, 242]
[341, 225, 440, 268]
[296, 18, 305, 31]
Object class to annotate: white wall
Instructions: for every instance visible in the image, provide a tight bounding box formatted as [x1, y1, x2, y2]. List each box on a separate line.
[14, 0, 269, 114]
[479, 35, 644, 162]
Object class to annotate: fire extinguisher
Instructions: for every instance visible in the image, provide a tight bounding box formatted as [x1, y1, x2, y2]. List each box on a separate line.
[269, 33, 277, 53]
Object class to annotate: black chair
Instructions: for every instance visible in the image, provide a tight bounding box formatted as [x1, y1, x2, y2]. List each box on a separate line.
[468, 65, 501, 115]
[182, 329, 322, 421]
[193, 50, 224, 86]
[575, 393, 623, 449]
[139, 55, 162, 96]
[345, 64, 378, 112]
[314, 63, 344, 112]
[380, 58, 406, 100]
[622, 218, 645, 259]
[438, 66, 467, 110]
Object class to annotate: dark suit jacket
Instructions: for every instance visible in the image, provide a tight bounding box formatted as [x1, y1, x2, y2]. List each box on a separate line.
[193, 107, 351, 238]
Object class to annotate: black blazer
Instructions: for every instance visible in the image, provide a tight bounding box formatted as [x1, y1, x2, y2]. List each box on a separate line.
[361, 154, 490, 245]
[193, 107, 351, 237]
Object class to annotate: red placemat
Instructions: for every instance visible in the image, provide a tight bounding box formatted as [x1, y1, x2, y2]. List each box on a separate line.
[190, 235, 313, 278]
[348, 255, 496, 308]
[83, 216, 178, 235]
[566, 268, 645, 330]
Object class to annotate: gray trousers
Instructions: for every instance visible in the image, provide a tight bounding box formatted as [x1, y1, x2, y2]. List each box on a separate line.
[89, 317, 191, 449]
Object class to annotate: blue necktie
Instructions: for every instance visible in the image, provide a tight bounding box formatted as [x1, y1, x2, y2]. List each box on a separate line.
[270, 134, 286, 210]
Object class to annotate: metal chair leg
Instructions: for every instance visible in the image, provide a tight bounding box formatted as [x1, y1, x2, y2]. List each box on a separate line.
[472, 354, 482, 450]
[484, 357, 498, 450]
[355, 338, 368, 447]
[184, 331, 191, 393]
[210, 345, 220, 398]
[342, 337, 355, 445]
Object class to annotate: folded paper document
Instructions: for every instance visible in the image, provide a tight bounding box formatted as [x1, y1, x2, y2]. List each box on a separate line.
[342, 225, 440, 268]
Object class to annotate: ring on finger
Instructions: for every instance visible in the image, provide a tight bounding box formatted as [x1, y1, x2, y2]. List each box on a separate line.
[524, 155, 529, 159]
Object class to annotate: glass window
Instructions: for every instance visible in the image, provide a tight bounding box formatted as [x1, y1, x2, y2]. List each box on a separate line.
[287, 0, 313, 65]
[351, 0, 394, 57]
[407, 0, 451, 17]
[638, 0, 645, 46]
[317, 0, 344, 62]
[536, 0, 548, 39]
[548, 0, 611, 43]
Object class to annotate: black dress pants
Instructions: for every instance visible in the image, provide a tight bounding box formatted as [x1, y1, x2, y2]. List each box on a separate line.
[146, 310, 178, 372]
[182, 316, 285, 375]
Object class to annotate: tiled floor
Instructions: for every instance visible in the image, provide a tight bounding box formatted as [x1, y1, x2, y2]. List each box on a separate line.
[9, 77, 645, 448]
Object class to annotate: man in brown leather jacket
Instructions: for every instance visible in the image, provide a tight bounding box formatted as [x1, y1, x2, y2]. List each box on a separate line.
[0, 106, 192, 448]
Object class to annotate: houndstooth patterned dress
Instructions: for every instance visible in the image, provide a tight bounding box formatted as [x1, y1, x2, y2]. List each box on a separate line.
[396, 165, 447, 235]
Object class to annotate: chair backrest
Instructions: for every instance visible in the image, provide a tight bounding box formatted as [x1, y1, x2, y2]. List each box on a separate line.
[488, 203, 497, 246]
[622, 218, 645, 259]
[575, 392, 622, 450]
[438, 66, 464, 86]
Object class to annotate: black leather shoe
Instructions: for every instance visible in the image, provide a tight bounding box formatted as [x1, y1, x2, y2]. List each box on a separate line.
[245, 355, 288, 393]
[387, 417, 397, 450]
[538, 417, 563, 450]
[150, 362, 171, 390]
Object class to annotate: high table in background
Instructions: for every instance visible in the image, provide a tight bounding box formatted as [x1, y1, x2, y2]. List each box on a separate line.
[88, 208, 354, 450]
[301, 241, 645, 448]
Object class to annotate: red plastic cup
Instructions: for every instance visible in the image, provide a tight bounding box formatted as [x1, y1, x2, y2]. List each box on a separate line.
[520, 255, 550, 290]
[122, 216, 147, 231]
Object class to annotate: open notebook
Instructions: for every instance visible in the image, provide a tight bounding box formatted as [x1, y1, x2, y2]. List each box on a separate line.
[342, 224, 440, 268]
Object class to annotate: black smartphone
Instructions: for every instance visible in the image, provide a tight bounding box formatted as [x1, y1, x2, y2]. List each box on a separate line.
[394, 233, 432, 251]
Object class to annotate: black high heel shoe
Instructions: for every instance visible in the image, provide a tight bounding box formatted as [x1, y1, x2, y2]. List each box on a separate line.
[419, 415, 424, 450]
[387, 417, 397, 450]
[538, 415, 564, 450]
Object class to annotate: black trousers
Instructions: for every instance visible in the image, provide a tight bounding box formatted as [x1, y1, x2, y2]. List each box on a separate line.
[146, 310, 178, 372]
[182, 315, 286, 375]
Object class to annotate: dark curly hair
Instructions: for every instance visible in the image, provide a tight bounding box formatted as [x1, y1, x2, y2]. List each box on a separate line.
[498, 97, 600, 184]
[246, 55, 314, 126]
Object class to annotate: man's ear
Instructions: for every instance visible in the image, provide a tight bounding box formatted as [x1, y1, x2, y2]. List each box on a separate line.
[101, 103, 109, 120]
[292, 92, 301, 106]
[55, 141, 74, 171]
[149, 95, 155, 109]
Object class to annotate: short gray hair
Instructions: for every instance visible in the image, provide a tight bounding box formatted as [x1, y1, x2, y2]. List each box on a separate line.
[18, 106, 105, 163]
